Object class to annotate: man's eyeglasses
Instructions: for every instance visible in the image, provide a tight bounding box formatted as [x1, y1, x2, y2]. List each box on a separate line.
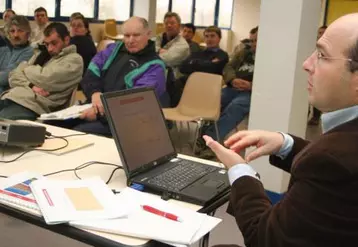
[316, 50, 353, 63]
[70, 24, 85, 29]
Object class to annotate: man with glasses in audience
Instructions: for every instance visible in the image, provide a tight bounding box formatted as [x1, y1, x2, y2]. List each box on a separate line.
[205, 14, 358, 247]
[69, 12, 96, 75]
[0, 15, 33, 93]
[30, 7, 49, 46]
[0, 22, 82, 120]
[196, 26, 258, 159]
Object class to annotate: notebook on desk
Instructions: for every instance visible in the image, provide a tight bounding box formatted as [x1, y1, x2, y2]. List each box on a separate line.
[101, 87, 230, 206]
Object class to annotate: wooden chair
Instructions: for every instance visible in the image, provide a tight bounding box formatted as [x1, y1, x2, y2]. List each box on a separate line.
[103, 19, 123, 40]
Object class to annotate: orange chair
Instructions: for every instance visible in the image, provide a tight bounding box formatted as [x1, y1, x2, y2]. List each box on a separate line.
[103, 19, 123, 40]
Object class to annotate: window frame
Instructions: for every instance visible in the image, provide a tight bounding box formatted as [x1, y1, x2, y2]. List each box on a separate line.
[0, 0, 233, 29]
[0, 0, 6, 13]
[163, 0, 233, 29]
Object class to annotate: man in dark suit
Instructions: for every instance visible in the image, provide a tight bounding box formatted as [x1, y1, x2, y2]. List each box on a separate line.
[203, 13, 358, 247]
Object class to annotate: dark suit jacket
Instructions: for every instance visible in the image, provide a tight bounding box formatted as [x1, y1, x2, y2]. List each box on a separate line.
[229, 117, 358, 247]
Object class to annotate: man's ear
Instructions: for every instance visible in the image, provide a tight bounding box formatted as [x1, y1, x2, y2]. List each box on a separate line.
[64, 35, 70, 45]
[350, 70, 358, 95]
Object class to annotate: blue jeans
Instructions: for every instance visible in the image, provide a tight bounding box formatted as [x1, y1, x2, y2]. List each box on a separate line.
[204, 87, 251, 141]
[46, 118, 112, 137]
[74, 120, 111, 136]
[0, 99, 38, 120]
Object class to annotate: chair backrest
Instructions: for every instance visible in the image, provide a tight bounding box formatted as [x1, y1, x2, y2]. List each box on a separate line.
[104, 19, 118, 37]
[67, 86, 78, 107]
[97, 39, 115, 52]
[177, 72, 223, 121]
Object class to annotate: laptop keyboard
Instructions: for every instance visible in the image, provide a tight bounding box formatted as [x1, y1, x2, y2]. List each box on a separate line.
[147, 160, 218, 192]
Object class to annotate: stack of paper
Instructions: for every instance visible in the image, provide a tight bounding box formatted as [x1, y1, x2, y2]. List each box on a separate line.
[30, 177, 129, 224]
[0, 171, 44, 216]
[71, 188, 222, 246]
[38, 104, 92, 120]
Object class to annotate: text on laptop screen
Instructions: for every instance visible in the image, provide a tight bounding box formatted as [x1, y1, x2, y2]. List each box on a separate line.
[105, 90, 175, 172]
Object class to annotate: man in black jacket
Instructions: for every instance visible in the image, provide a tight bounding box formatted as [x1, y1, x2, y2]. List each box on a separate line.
[169, 26, 229, 106]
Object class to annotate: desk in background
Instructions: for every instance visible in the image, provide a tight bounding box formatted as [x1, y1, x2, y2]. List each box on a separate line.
[0, 121, 230, 247]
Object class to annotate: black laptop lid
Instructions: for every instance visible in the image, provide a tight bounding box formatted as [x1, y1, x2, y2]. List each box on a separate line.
[101, 87, 177, 179]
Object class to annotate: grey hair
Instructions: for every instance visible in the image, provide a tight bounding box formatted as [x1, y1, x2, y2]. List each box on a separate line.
[163, 12, 181, 24]
[4, 15, 31, 35]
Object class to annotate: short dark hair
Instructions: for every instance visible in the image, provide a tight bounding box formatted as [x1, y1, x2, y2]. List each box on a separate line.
[319, 25, 327, 29]
[347, 40, 358, 73]
[204, 26, 222, 39]
[34, 7, 48, 16]
[163, 12, 181, 24]
[44, 22, 70, 41]
[183, 23, 196, 33]
[241, 38, 251, 44]
[250, 26, 259, 35]
[3, 8, 15, 17]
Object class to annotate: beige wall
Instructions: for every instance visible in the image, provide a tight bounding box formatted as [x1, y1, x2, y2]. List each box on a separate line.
[230, 0, 261, 54]
[326, 0, 358, 24]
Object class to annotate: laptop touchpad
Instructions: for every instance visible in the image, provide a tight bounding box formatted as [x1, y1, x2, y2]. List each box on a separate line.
[202, 179, 224, 188]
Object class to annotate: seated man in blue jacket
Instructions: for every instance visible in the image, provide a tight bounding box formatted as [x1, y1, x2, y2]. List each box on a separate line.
[49, 17, 166, 136]
[0, 15, 33, 93]
[169, 26, 229, 106]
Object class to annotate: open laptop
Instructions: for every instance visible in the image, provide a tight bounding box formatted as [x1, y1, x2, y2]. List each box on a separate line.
[101, 87, 230, 206]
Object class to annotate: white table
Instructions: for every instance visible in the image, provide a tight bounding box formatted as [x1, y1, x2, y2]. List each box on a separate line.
[0, 121, 228, 247]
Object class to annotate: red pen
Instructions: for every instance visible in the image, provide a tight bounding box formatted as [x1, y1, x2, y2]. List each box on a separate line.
[141, 205, 182, 222]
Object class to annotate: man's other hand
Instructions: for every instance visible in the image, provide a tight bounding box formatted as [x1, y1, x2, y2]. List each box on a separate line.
[232, 78, 252, 91]
[32, 86, 49, 97]
[79, 107, 97, 121]
[225, 130, 285, 162]
[159, 48, 167, 54]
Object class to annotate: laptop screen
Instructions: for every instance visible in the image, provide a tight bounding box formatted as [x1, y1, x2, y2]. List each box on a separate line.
[103, 89, 176, 174]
